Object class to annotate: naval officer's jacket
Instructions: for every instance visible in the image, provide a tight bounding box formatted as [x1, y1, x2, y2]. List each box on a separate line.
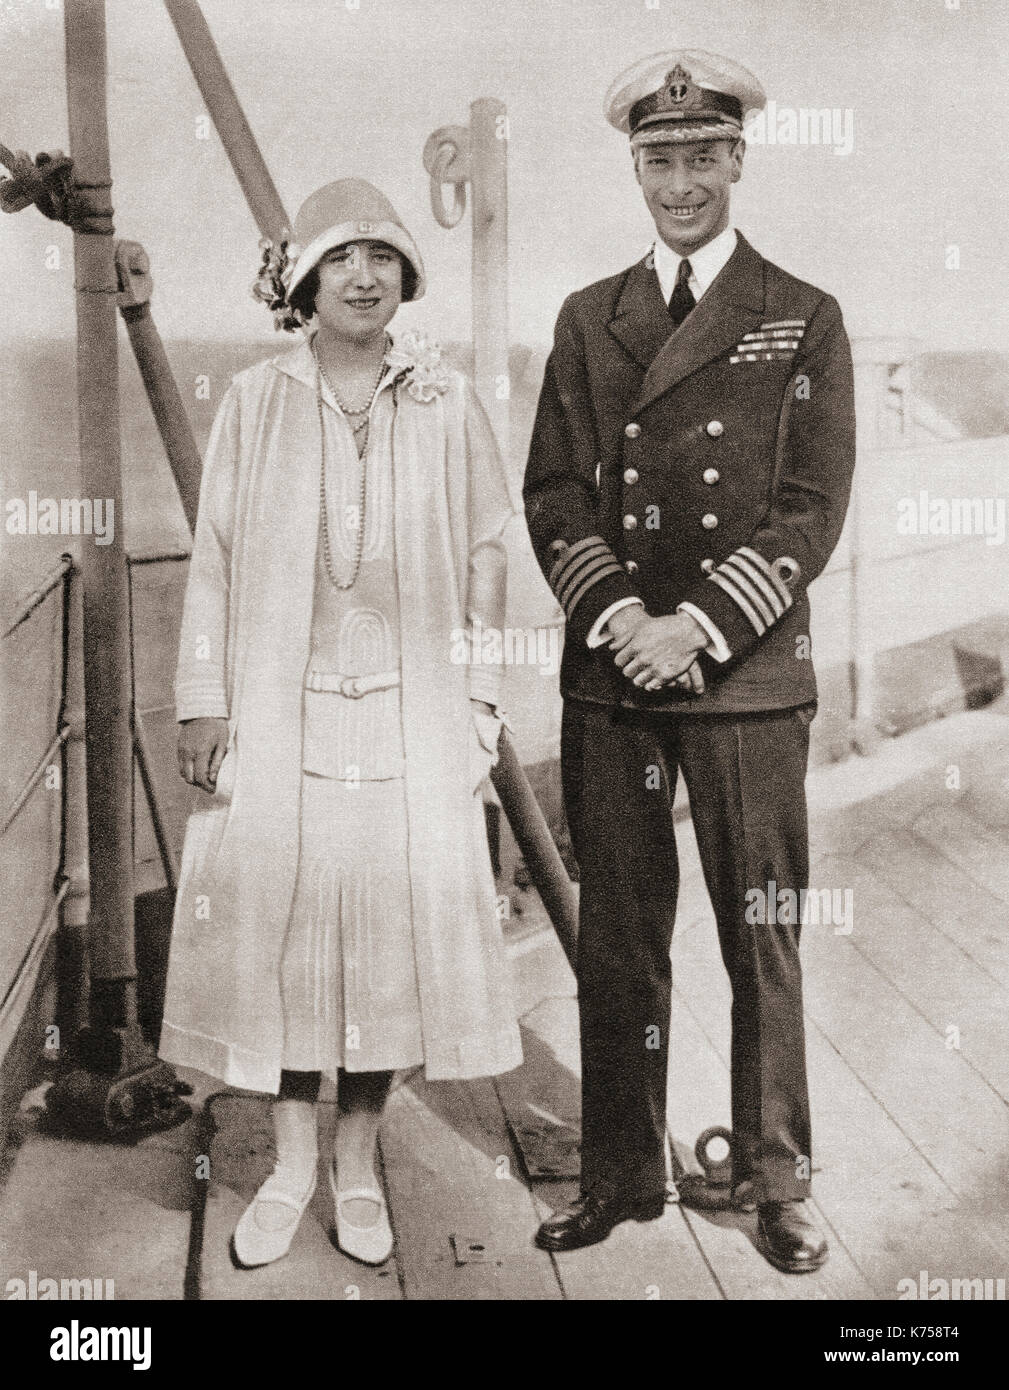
[523, 231, 856, 715]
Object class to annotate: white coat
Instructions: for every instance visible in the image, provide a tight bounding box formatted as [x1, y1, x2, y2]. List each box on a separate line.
[158, 334, 523, 1092]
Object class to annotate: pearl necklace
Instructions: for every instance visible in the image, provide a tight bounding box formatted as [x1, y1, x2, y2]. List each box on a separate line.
[317, 343, 388, 425]
[314, 340, 389, 591]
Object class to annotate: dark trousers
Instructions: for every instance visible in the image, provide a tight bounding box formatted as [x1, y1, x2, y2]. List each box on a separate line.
[561, 698, 815, 1205]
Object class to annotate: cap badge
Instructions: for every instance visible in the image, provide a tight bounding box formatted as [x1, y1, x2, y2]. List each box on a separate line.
[662, 64, 703, 111]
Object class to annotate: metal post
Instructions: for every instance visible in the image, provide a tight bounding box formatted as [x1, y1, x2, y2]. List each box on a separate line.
[134, 722, 180, 893]
[423, 103, 577, 959]
[490, 734, 578, 969]
[163, 0, 290, 242]
[116, 240, 202, 532]
[469, 98, 509, 459]
[59, 558, 91, 1044]
[64, 0, 137, 1007]
[848, 336, 919, 754]
[423, 100, 512, 468]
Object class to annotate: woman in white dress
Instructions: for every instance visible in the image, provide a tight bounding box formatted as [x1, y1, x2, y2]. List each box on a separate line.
[160, 179, 522, 1268]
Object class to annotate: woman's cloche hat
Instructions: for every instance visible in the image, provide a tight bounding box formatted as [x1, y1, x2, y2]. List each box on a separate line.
[284, 177, 426, 302]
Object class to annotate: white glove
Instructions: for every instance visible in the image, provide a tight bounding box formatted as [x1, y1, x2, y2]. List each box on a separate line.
[469, 704, 503, 793]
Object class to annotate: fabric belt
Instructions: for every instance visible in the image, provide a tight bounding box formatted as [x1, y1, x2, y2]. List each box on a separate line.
[304, 669, 401, 698]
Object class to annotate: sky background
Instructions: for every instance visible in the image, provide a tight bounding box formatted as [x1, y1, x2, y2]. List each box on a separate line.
[2, 0, 1007, 352]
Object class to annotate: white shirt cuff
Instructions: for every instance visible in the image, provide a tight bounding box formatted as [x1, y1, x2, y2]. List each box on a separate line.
[587, 597, 645, 648]
[677, 602, 731, 663]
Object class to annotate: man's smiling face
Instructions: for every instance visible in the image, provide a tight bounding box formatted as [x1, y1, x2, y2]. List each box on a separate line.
[634, 138, 744, 256]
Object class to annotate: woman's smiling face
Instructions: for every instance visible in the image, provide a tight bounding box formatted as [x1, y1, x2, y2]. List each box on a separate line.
[313, 239, 403, 342]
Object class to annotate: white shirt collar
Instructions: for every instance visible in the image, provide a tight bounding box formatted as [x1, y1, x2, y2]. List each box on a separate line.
[651, 225, 738, 305]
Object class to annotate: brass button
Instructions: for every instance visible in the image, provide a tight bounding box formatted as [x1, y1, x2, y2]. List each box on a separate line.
[702, 513, 718, 530]
[624, 422, 642, 439]
[625, 559, 639, 575]
[703, 468, 720, 485]
[623, 467, 639, 485]
[701, 558, 716, 574]
[549, 539, 567, 556]
[706, 419, 724, 438]
[773, 555, 801, 585]
[623, 514, 637, 530]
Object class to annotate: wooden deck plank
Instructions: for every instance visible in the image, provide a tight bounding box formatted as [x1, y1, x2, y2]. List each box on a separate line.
[820, 851, 1009, 1100]
[854, 828, 1009, 990]
[797, 862, 1009, 1259]
[495, 996, 722, 1301]
[667, 944, 874, 1300]
[802, 727, 1009, 863]
[910, 802, 1009, 904]
[527, 1177, 718, 1301]
[667, 996, 837, 1300]
[199, 1094, 400, 1300]
[672, 914, 1007, 1296]
[804, 715, 1009, 841]
[378, 1073, 562, 1300]
[802, 1037, 1009, 1296]
[809, 765, 958, 849]
[668, 811, 722, 933]
[0, 1099, 199, 1300]
[955, 743, 1009, 832]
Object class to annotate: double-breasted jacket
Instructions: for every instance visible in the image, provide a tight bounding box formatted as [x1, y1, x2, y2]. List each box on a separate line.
[523, 232, 856, 714]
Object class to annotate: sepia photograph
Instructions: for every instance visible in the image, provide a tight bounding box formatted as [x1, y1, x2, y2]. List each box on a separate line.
[1, 0, 1007, 1346]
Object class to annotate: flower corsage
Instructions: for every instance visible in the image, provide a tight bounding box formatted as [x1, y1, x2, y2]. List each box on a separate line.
[385, 331, 452, 402]
[251, 235, 303, 333]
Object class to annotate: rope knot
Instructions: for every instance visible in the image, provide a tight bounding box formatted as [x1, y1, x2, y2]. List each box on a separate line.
[0, 144, 75, 224]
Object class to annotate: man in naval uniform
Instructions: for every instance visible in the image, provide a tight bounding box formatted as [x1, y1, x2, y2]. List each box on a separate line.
[524, 50, 855, 1272]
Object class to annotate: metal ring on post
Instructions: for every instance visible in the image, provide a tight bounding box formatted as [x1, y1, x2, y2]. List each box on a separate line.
[429, 143, 466, 228]
[694, 1125, 734, 1186]
[422, 126, 470, 229]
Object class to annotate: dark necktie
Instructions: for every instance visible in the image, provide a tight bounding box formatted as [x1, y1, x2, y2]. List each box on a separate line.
[667, 257, 696, 328]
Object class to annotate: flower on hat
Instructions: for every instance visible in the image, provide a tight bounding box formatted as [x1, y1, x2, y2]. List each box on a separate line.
[252, 234, 303, 332]
[385, 330, 451, 402]
[281, 243, 302, 280]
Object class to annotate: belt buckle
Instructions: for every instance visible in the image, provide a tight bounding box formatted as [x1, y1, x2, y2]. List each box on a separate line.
[340, 675, 363, 699]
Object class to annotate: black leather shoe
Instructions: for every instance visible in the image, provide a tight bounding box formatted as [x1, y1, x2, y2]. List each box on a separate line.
[756, 1200, 828, 1274]
[535, 1189, 667, 1251]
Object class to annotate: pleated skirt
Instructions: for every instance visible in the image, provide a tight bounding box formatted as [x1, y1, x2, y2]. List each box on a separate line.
[279, 769, 426, 1073]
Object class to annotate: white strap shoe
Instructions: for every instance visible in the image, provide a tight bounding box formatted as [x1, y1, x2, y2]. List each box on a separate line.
[231, 1167, 317, 1269]
[329, 1159, 394, 1266]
